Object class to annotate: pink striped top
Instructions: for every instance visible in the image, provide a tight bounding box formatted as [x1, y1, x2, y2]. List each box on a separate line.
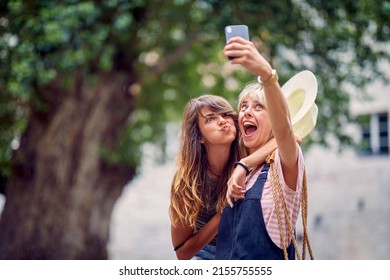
[245, 148, 304, 249]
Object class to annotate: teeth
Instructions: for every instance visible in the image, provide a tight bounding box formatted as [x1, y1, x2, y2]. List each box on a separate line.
[243, 121, 255, 127]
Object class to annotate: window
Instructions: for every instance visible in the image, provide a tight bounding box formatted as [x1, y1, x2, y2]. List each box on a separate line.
[378, 113, 389, 154]
[358, 112, 389, 156]
[358, 115, 372, 155]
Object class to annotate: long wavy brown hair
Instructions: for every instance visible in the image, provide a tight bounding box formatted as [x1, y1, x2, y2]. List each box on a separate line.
[169, 94, 244, 228]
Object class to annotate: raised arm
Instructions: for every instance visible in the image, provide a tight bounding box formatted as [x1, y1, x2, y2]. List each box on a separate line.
[224, 37, 299, 189]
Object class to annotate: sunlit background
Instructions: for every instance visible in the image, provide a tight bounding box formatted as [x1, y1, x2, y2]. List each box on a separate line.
[0, 0, 389, 260]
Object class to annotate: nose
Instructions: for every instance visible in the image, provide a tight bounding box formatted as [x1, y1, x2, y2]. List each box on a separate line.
[218, 115, 227, 125]
[243, 108, 253, 118]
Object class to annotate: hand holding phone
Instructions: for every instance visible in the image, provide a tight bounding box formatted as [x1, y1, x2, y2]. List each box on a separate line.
[225, 25, 250, 60]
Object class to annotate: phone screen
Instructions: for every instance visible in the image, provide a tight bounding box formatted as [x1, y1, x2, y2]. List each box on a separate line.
[225, 25, 250, 43]
[225, 25, 250, 60]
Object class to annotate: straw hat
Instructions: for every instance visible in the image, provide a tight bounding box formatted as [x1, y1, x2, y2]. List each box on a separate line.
[281, 70, 318, 139]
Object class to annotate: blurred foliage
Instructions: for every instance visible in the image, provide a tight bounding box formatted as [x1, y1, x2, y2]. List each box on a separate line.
[0, 0, 389, 177]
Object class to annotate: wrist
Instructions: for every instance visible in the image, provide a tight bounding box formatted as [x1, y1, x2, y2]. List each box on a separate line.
[257, 69, 279, 87]
[233, 161, 252, 176]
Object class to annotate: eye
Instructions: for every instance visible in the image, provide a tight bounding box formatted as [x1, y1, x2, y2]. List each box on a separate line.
[206, 117, 215, 123]
[240, 104, 248, 111]
[255, 104, 264, 110]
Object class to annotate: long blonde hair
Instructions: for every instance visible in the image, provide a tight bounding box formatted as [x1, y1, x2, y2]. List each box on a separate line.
[169, 95, 243, 228]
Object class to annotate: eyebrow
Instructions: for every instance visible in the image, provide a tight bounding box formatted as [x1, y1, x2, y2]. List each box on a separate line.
[241, 100, 263, 106]
[199, 112, 216, 119]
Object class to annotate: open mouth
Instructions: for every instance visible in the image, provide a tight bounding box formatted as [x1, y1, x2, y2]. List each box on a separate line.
[243, 121, 257, 136]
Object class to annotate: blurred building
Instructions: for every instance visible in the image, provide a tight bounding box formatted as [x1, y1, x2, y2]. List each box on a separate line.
[303, 76, 390, 259]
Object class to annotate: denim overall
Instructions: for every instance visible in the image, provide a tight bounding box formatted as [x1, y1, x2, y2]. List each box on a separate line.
[215, 164, 295, 260]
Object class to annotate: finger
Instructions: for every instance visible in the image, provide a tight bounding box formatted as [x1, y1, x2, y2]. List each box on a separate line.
[231, 189, 245, 197]
[224, 50, 242, 60]
[230, 192, 245, 201]
[232, 184, 245, 193]
[227, 36, 250, 45]
[227, 194, 233, 208]
[232, 183, 244, 190]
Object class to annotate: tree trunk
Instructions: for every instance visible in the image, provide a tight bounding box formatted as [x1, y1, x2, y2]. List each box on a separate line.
[0, 71, 136, 259]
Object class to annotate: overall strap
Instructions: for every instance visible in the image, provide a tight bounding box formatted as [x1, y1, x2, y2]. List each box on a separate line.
[245, 164, 270, 200]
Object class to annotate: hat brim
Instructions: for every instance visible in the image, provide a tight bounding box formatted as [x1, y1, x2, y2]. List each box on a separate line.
[281, 70, 318, 139]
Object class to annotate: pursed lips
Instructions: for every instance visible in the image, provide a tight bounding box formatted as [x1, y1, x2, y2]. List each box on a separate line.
[221, 124, 231, 131]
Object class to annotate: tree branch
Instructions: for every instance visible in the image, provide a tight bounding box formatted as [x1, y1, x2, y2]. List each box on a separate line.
[150, 30, 201, 77]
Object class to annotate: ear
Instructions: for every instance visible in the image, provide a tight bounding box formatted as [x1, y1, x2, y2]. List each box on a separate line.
[200, 137, 205, 144]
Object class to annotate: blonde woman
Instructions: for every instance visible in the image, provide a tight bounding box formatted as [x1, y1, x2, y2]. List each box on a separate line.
[216, 37, 315, 259]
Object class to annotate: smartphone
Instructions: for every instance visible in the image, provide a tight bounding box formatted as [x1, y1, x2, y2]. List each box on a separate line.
[224, 25, 250, 60]
[225, 25, 250, 42]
